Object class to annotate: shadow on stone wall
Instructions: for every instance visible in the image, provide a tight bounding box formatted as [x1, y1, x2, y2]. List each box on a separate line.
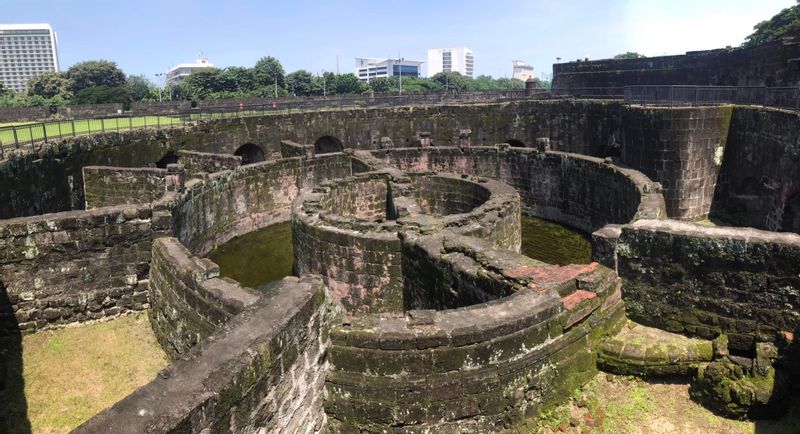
[0, 281, 31, 434]
[754, 324, 800, 433]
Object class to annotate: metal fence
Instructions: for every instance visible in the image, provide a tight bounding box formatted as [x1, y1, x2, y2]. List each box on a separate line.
[624, 85, 800, 109]
[0, 90, 549, 159]
[551, 87, 625, 98]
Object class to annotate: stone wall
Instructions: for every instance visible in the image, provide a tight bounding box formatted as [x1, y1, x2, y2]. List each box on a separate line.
[621, 106, 732, 220]
[617, 219, 800, 351]
[553, 38, 800, 90]
[148, 237, 260, 357]
[76, 275, 335, 434]
[56, 103, 122, 119]
[711, 107, 800, 232]
[0, 203, 172, 335]
[376, 146, 665, 233]
[176, 150, 241, 178]
[172, 153, 356, 255]
[130, 100, 192, 114]
[0, 106, 51, 123]
[327, 231, 625, 432]
[82, 165, 182, 210]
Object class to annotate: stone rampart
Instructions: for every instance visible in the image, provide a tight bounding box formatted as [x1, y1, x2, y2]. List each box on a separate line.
[82, 165, 183, 209]
[327, 231, 624, 432]
[172, 153, 356, 255]
[76, 275, 334, 434]
[553, 38, 800, 90]
[130, 100, 192, 114]
[148, 237, 260, 357]
[56, 103, 123, 119]
[176, 150, 241, 178]
[617, 219, 800, 351]
[0, 106, 51, 123]
[0, 203, 172, 335]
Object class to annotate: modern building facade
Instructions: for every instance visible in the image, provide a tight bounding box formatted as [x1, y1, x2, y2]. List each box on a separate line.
[426, 47, 474, 78]
[355, 57, 423, 81]
[512, 60, 534, 81]
[165, 57, 214, 85]
[0, 23, 59, 93]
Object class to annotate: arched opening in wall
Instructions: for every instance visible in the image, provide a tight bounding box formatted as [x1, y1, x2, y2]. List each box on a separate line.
[234, 143, 266, 165]
[782, 193, 800, 233]
[155, 150, 179, 168]
[314, 136, 344, 154]
[505, 139, 526, 148]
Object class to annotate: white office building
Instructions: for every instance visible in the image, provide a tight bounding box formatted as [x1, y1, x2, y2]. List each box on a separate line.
[512, 60, 534, 81]
[165, 57, 214, 85]
[426, 47, 474, 78]
[355, 57, 423, 81]
[0, 23, 60, 93]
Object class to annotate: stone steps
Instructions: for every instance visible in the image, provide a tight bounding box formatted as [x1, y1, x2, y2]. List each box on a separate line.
[598, 320, 713, 376]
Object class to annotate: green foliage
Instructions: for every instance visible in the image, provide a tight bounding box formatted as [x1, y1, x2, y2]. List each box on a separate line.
[66, 60, 126, 93]
[286, 70, 315, 96]
[253, 56, 286, 89]
[332, 73, 367, 95]
[184, 68, 235, 98]
[430, 71, 470, 91]
[614, 52, 647, 59]
[26, 71, 72, 99]
[743, 3, 800, 47]
[399, 77, 441, 93]
[0, 81, 9, 96]
[221, 66, 256, 92]
[73, 85, 130, 104]
[125, 75, 153, 102]
[367, 77, 397, 93]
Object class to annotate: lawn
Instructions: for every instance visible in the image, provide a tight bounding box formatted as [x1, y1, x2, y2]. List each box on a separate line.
[1, 312, 168, 434]
[0, 115, 183, 148]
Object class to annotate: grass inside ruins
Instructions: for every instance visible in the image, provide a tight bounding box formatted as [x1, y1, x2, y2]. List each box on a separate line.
[15, 312, 168, 433]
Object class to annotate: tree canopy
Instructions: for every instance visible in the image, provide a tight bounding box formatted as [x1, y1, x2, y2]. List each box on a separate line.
[613, 52, 646, 59]
[743, 2, 800, 47]
[66, 60, 126, 93]
[26, 71, 72, 99]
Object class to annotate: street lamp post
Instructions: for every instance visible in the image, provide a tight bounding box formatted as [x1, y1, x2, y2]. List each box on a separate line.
[154, 73, 164, 102]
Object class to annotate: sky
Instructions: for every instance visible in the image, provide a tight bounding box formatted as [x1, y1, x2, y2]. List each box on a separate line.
[2, 0, 796, 83]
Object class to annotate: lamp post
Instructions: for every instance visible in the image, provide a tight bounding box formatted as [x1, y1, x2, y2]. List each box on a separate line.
[154, 73, 164, 102]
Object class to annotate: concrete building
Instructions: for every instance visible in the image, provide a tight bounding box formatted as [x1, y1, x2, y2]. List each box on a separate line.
[512, 60, 534, 81]
[165, 57, 214, 85]
[426, 47, 474, 78]
[0, 23, 59, 93]
[355, 57, 423, 81]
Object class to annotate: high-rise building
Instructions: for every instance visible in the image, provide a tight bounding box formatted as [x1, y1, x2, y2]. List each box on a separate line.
[355, 57, 423, 82]
[0, 23, 60, 93]
[165, 57, 214, 85]
[512, 60, 534, 81]
[426, 47, 474, 78]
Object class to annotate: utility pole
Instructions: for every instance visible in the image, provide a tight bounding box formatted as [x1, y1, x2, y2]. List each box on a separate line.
[275, 76, 278, 98]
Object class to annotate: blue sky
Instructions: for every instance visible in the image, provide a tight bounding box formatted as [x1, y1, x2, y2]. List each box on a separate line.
[3, 0, 796, 82]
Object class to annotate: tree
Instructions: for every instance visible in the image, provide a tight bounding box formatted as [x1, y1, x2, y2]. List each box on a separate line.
[73, 85, 130, 104]
[26, 71, 72, 99]
[0, 82, 9, 96]
[66, 60, 126, 93]
[184, 68, 236, 98]
[286, 70, 314, 96]
[743, 3, 800, 47]
[614, 52, 646, 59]
[399, 77, 441, 93]
[430, 71, 471, 91]
[367, 77, 397, 93]
[125, 75, 154, 102]
[332, 73, 367, 95]
[252, 56, 286, 90]
[221, 67, 256, 92]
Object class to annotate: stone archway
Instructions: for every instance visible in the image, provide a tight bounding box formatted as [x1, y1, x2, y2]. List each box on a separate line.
[234, 143, 266, 165]
[155, 150, 179, 168]
[505, 139, 526, 148]
[314, 136, 344, 155]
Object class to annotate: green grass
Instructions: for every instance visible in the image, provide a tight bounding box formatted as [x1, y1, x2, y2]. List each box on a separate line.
[0, 116, 182, 147]
[2, 312, 168, 434]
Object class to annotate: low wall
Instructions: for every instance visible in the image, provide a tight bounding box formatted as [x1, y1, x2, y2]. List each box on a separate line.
[130, 100, 192, 114]
[76, 275, 334, 434]
[711, 107, 800, 232]
[56, 103, 122, 119]
[0, 106, 51, 123]
[176, 150, 241, 178]
[617, 219, 800, 351]
[326, 231, 624, 432]
[376, 146, 665, 233]
[148, 237, 260, 357]
[82, 165, 182, 209]
[172, 153, 357, 255]
[0, 203, 172, 335]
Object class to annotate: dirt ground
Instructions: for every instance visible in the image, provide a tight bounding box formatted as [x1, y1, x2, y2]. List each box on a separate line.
[535, 373, 800, 434]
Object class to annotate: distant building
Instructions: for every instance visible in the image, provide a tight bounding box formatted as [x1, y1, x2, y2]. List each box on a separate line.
[355, 57, 423, 81]
[426, 47, 474, 78]
[165, 57, 213, 85]
[0, 23, 59, 93]
[512, 60, 534, 81]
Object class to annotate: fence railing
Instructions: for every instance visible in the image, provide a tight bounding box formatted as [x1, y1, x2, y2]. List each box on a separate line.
[0, 90, 549, 159]
[624, 85, 800, 109]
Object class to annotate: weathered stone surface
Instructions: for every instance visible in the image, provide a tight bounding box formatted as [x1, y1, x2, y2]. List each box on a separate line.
[82, 166, 174, 209]
[176, 149, 241, 178]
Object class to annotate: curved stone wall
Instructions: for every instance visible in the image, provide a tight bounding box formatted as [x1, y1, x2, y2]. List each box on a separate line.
[327, 232, 625, 432]
[375, 146, 665, 233]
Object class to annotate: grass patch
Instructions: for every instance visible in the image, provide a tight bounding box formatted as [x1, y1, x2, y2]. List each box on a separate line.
[8, 312, 168, 433]
[0, 116, 182, 147]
